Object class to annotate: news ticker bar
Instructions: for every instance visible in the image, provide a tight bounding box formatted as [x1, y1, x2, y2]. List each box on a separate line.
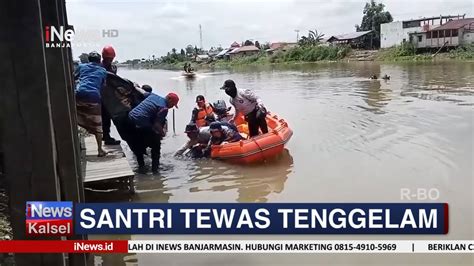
[0, 240, 472, 253]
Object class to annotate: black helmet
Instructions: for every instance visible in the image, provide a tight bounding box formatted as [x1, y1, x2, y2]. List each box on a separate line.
[222, 80, 237, 98]
[184, 123, 198, 133]
[220, 79, 236, 90]
[88, 51, 101, 63]
[209, 122, 222, 131]
[212, 100, 231, 115]
[142, 85, 153, 93]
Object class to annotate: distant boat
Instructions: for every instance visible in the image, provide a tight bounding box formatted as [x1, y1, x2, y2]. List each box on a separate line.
[182, 72, 196, 78]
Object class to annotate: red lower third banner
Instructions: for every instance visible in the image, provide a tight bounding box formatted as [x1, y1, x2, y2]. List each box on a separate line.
[0, 240, 128, 253]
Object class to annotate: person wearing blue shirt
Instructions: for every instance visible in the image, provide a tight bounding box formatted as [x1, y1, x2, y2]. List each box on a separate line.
[74, 51, 107, 157]
[128, 92, 180, 173]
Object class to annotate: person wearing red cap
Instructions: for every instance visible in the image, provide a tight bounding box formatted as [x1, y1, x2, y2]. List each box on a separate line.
[101, 45, 117, 74]
[100, 45, 121, 145]
[128, 92, 179, 173]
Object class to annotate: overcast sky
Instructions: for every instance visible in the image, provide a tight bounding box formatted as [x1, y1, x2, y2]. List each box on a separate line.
[66, 0, 473, 61]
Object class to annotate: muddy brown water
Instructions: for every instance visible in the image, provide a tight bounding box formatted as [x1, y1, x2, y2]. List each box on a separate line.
[86, 61, 473, 265]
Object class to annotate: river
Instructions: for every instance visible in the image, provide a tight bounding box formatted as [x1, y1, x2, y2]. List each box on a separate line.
[87, 61, 474, 265]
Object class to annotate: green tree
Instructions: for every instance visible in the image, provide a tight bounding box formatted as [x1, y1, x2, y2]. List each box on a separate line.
[355, 0, 393, 47]
[131, 59, 140, 66]
[244, 40, 254, 46]
[171, 48, 177, 54]
[185, 45, 194, 55]
[309, 30, 325, 43]
[298, 29, 325, 46]
[255, 41, 261, 49]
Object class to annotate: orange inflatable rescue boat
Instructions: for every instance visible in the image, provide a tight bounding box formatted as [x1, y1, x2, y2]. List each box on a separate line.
[210, 112, 293, 164]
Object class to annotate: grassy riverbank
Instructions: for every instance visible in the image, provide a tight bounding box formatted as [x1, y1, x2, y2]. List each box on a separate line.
[377, 43, 474, 61]
[150, 45, 351, 70]
[214, 45, 351, 68]
[149, 44, 472, 70]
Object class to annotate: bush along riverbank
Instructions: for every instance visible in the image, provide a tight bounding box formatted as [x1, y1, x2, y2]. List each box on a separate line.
[145, 44, 471, 71]
[210, 45, 352, 68]
[377, 43, 474, 61]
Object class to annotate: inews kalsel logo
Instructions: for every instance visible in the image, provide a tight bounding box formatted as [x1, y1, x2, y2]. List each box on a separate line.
[26, 201, 73, 236]
[44, 26, 74, 48]
[44, 25, 119, 48]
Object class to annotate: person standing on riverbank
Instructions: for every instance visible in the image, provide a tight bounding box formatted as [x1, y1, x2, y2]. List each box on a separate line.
[74, 51, 107, 157]
[128, 92, 179, 172]
[220, 79, 268, 137]
[101, 45, 121, 145]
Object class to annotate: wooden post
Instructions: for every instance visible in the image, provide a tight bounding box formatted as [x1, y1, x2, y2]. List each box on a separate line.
[0, 0, 86, 265]
[39, 0, 87, 265]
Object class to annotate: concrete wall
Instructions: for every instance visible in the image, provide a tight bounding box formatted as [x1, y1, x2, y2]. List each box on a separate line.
[461, 29, 474, 45]
[417, 36, 460, 48]
[411, 33, 426, 48]
[381, 21, 436, 48]
[381, 21, 403, 48]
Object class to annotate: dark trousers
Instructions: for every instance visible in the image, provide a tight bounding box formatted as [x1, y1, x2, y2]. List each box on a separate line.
[113, 114, 160, 170]
[245, 108, 268, 137]
[113, 113, 141, 153]
[135, 128, 161, 171]
[101, 103, 112, 139]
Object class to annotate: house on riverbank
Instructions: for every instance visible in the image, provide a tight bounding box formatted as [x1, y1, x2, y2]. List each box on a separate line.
[228, 45, 260, 59]
[380, 14, 466, 48]
[409, 18, 474, 49]
[196, 54, 210, 62]
[266, 42, 297, 54]
[327, 30, 374, 49]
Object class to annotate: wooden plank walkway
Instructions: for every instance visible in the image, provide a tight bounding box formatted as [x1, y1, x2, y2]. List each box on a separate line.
[82, 136, 135, 192]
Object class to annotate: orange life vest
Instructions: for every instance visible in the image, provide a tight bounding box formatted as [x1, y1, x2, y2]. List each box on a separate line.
[195, 103, 214, 127]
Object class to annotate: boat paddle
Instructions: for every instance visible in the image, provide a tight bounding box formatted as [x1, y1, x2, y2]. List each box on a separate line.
[172, 108, 177, 136]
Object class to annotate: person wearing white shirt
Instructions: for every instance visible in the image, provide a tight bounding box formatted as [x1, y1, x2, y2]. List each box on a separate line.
[220, 79, 268, 137]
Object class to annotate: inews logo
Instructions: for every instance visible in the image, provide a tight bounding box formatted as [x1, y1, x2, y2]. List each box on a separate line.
[26, 201, 73, 236]
[44, 26, 74, 48]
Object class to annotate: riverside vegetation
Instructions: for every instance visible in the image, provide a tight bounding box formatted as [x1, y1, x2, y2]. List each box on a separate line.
[151, 44, 472, 70]
[377, 43, 474, 61]
[212, 45, 352, 68]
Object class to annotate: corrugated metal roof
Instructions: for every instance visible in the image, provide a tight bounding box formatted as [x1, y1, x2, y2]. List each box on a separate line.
[269, 42, 298, 50]
[229, 45, 260, 53]
[333, 30, 372, 41]
[216, 49, 229, 56]
[401, 15, 465, 23]
[433, 18, 474, 30]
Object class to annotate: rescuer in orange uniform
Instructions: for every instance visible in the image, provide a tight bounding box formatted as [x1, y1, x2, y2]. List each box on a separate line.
[190, 95, 215, 127]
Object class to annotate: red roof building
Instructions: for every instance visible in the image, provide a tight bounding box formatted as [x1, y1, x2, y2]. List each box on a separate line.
[432, 18, 474, 31]
[230, 41, 241, 48]
[410, 18, 474, 49]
